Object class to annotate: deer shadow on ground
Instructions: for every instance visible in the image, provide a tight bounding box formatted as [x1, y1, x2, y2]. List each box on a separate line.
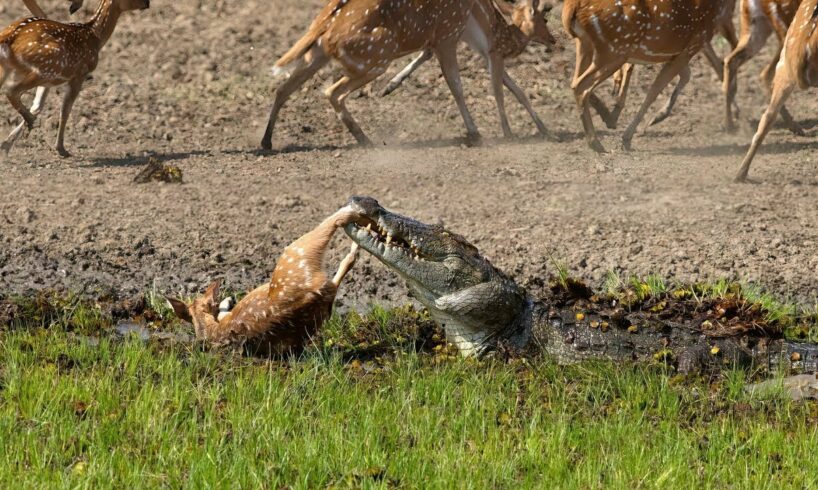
[242, 129, 587, 156]
[664, 138, 818, 158]
[83, 150, 211, 168]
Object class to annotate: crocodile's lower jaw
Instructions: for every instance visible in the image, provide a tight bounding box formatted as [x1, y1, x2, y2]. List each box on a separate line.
[429, 310, 489, 357]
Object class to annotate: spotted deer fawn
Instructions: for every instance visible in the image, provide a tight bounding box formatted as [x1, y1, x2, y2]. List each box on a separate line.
[563, 0, 734, 152]
[723, 0, 802, 133]
[5, 1, 86, 152]
[167, 204, 363, 356]
[380, 0, 557, 138]
[735, 0, 818, 182]
[0, 0, 149, 157]
[262, 0, 544, 149]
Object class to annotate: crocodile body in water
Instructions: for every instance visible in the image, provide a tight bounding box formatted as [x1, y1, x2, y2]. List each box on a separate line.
[343, 196, 818, 374]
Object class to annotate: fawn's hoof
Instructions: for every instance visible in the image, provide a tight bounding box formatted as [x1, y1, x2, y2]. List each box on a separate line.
[56, 146, 71, 158]
[260, 138, 273, 151]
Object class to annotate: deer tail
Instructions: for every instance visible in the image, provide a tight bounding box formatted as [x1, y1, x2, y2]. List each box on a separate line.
[272, 0, 347, 77]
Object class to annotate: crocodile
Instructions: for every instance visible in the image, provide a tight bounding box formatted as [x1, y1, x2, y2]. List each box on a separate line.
[343, 196, 818, 374]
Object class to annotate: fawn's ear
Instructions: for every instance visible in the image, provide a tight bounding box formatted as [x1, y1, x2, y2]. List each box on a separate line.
[165, 297, 192, 323]
[202, 280, 222, 304]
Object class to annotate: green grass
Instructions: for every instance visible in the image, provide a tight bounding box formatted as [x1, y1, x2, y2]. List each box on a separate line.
[1, 301, 818, 488]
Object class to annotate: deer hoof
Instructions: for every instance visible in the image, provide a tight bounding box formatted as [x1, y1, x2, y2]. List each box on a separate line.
[588, 139, 606, 154]
[57, 146, 71, 158]
[465, 132, 482, 147]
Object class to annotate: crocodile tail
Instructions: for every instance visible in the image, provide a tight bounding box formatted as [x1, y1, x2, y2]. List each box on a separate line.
[273, 0, 346, 75]
[561, 0, 579, 38]
[790, 0, 818, 89]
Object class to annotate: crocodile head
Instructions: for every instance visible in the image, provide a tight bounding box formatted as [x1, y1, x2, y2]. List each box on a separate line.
[344, 196, 531, 356]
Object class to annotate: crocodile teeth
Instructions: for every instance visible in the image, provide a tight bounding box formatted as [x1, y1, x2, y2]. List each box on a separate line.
[385, 234, 392, 245]
[365, 223, 372, 231]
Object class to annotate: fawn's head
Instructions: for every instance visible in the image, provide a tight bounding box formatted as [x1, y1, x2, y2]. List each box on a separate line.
[498, 0, 555, 48]
[166, 280, 221, 329]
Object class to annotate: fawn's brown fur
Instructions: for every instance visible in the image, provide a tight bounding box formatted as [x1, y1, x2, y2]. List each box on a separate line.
[167, 206, 362, 356]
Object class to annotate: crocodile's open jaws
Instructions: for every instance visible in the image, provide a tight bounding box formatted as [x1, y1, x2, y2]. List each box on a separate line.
[344, 196, 531, 356]
[344, 196, 818, 375]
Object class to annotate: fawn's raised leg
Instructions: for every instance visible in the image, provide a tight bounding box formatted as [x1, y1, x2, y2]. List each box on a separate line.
[332, 242, 359, 287]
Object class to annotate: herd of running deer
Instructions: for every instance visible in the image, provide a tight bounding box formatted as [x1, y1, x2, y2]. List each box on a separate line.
[1, 0, 818, 180]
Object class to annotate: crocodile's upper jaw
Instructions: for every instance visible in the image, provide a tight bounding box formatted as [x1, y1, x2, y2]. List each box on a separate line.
[343, 196, 531, 355]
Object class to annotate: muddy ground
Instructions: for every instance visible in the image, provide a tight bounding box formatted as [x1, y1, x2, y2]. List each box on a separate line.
[1, 0, 817, 311]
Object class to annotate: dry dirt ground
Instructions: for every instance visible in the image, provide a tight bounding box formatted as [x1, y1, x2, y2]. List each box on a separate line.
[1, 0, 817, 311]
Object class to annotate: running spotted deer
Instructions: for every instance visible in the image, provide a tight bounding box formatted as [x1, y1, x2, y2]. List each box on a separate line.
[0, 0, 149, 157]
[261, 0, 543, 149]
[167, 205, 363, 356]
[563, 0, 734, 152]
[6, 1, 86, 153]
[735, 0, 818, 182]
[723, 0, 802, 133]
[380, 0, 557, 138]
[589, 12, 739, 131]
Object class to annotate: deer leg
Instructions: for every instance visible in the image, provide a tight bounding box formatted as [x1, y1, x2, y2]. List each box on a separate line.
[577, 39, 619, 130]
[723, 20, 772, 132]
[571, 39, 625, 153]
[261, 48, 328, 150]
[325, 73, 379, 147]
[487, 53, 512, 138]
[382, 50, 432, 96]
[502, 71, 555, 140]
[761, 50, 803, 136]
[648, 65, 690, 127]
[4, 87, 49, 152]
[702, 43, 724, 81]
[332, 242, 359, 287]
[622, 56, 690, 151]
[55, 78, 83, 158]
[607, 63, 634, 129]
[2, 82, 39, 155]
[735, 68, 796, 183]
[434, 41, 481, 145]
